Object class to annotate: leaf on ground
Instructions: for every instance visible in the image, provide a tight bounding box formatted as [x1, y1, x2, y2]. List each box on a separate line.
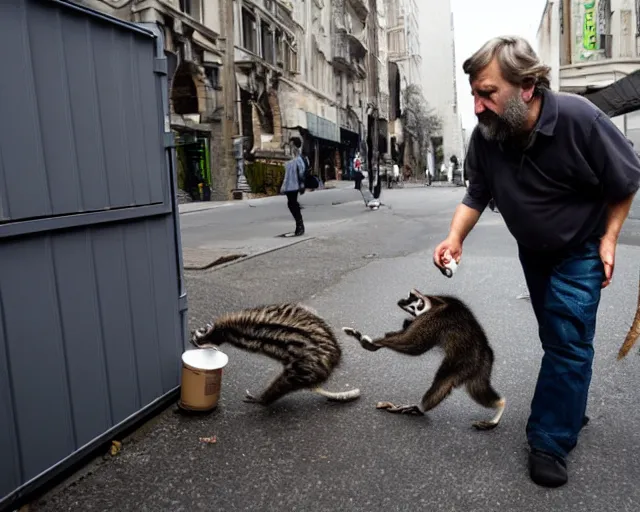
[110, 440, 122, 456]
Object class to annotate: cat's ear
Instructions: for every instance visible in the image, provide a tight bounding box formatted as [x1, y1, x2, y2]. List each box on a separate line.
[409, 289, 432, 315]
[409, 288, 427, 300]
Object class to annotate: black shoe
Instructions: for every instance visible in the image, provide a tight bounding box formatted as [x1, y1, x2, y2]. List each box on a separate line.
[294, 222, 305, 236]
[529, 449, 568, 488]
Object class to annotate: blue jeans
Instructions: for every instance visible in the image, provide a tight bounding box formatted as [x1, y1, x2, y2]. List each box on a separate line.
[518, 237, 605, 459]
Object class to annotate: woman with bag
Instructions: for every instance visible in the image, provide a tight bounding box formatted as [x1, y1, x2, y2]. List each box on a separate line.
[280, 140, 307, 237]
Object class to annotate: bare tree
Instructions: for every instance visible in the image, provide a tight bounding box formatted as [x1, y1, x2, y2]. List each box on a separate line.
[401, 84, 442, 175]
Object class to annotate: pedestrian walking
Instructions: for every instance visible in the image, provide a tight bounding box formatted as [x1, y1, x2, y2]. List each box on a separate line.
[280, 140, 307, 237]
[433, 35, 640, 488]
[353, 152, 364, 190]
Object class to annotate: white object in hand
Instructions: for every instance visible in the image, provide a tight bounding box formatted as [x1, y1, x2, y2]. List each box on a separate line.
[444, 258, 458, 275]
[443, 258, 458, 278]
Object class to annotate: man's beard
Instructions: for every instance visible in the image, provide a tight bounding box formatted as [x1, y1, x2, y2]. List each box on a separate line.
[476, 94, 529, 142]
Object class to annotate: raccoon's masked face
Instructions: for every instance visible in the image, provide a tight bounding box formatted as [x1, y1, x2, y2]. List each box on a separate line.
[397, 289, 432, 317]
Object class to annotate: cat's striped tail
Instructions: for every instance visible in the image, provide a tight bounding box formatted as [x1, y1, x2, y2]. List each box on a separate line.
[313, 386, 361, 401]
[618, 271, 640, 360]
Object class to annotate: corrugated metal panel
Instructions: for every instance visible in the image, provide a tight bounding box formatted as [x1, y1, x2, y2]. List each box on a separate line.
[0, 298, 23, 496]
[0, 1, 186, 508]
[0, 0, 165, 223]
[0, 218, 182, 496]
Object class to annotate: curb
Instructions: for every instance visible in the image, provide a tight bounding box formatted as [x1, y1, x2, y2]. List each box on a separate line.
[184, 236, 315, 272]
[178, 203, 236, 216]
[178, 185, 345, 215]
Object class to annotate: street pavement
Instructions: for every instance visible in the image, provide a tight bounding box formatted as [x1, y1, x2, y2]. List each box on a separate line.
[30, 185, 640, 511]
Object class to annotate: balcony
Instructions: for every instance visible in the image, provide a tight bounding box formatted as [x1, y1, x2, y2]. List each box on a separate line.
[332, 33, 367, 78]
[332, 35, 353, 68]
[345, 31, 368, 58]
[559, 57, 640, 93]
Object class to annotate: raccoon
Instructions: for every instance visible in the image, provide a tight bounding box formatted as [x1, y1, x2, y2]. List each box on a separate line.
[342, 288, 505, 430]
[190, 303, 361, 405]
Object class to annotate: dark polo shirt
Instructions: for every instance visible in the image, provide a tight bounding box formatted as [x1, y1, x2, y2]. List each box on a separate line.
[462, 88, 640, 251]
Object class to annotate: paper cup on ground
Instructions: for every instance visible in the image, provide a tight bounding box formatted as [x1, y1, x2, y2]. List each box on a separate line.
[179, 348, 229, 411]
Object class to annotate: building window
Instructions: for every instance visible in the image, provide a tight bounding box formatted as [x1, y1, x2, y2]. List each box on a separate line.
[388, 0, 398, 27]
[290, 46, 299, 73]
[242, 8, 257, 54]
[179, 0, 202, 22]
[276, 30, 285, 67]
[261, 21, 275, 64]
[206, 66, 221, 90]
[284, 40, 290, 71]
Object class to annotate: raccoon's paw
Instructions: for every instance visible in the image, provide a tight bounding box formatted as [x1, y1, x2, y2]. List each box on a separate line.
[190, 323, 213, 346]
[376, 402, 424, 415]
[243, 389, 262, 404]
[472, 420, 499, 431]
[342, 327, 361, 339]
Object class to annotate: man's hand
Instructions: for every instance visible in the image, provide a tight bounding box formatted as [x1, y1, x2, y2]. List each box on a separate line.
[600, 235, 616, 288]
[433, 235, 462, 269]
[599, 192, 637, 288]
[432, 203, 482, 272]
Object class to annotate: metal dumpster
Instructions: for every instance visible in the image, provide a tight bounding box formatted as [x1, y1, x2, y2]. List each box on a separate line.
[0, 0, 188, 508]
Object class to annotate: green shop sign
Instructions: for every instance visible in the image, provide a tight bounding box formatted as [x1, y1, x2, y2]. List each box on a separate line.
[583, 0, 597, 50]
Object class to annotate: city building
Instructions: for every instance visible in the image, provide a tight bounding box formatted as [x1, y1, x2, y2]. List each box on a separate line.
[233, 0, 300, 168]
[67, 0, 390, 197]
[418, 0, 465, 170]
[364, 0, 389, 188]
[385, 0, 420, 88]
[73, 0, 233, 200]
[537, 0, 640, 146]
[384, 0, 419, 172]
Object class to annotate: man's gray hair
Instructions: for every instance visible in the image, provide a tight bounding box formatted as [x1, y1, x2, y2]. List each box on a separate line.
[462, 36, 551, 93]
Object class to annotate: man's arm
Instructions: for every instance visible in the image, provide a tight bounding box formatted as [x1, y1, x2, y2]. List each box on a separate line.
[603, 193, 637, 242]
[434, 129, 490, 267]
[589, 112, 640, 206]
[588, 112, 640, 239]
[587, 112, 640, 287]
[448, 203, 483, 243]
[456, 128, 492, 241]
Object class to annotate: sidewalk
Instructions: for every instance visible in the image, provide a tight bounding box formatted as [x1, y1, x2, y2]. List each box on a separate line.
[178, 180, 352, 215]
[176, 181, 367, 271]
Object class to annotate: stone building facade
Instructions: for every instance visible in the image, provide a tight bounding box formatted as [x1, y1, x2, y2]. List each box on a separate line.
[71, 0, 397, 197]
[74, 0, 233, 200]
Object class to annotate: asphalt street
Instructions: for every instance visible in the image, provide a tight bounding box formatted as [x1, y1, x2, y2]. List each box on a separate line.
[30, 184, 640, 512]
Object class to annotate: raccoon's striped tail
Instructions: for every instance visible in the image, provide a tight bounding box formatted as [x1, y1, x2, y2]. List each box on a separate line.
[618, 306, 640, 359]
[312, 386, 361, 402]
[618, 274, 640, 360]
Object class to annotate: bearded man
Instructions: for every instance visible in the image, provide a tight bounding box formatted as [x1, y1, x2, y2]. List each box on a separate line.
[433, 36, 640, 488]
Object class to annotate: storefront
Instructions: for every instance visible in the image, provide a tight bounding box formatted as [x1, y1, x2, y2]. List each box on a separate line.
[304, 112, 341, 183]
[338, 107, 363, 181]
[173, 129, 212, 201]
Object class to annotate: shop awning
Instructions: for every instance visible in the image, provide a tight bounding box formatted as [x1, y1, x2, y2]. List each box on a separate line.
[305, 112, 340, 143]
[583, 70, 640, 118]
